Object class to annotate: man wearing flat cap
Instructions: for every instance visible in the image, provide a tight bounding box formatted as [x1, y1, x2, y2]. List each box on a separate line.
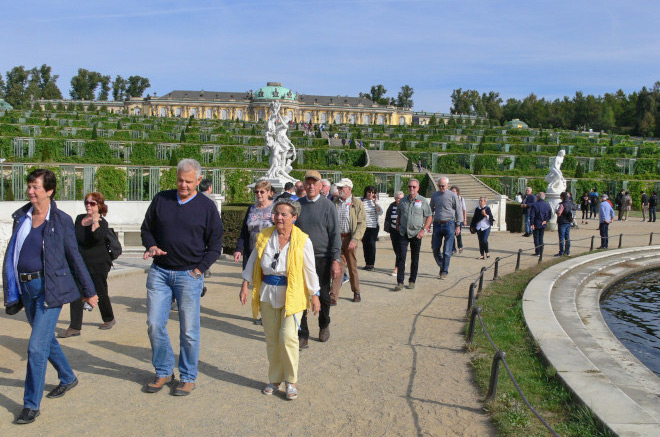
[295, 170, 342, 347]
[331, 178, 366, 303]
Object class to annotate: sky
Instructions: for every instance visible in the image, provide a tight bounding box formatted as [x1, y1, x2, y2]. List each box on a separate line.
[1, 0, 659, 112]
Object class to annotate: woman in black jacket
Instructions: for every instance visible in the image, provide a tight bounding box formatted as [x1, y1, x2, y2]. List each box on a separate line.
[2, 169, 97, 424]
[469, 196, 495, 260]
[59, 192, 115, 338]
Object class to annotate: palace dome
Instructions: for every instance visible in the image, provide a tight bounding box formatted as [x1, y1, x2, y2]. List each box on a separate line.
[253, 82, 296, 101]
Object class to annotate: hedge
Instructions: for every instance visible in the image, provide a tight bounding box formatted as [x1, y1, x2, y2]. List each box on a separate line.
[221, 205, 250, 253]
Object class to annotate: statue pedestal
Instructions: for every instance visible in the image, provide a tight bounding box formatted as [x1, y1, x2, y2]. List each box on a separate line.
[546, 192, 561, 231]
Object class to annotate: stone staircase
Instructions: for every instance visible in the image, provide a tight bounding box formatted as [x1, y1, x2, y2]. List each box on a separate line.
[428, 173, 502, 200]
[366, 150, 409, 169]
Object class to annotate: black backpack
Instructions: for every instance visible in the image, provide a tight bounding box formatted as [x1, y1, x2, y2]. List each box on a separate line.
[105, 228, 122, 261]
[563, 201, 574, 222]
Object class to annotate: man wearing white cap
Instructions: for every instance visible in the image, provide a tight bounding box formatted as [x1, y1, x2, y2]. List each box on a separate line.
[331, 178, 366, 303]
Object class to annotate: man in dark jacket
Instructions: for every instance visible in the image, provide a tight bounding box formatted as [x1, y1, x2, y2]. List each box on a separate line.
[521, 186, 535, 237]
[649, 192, 658, 222]
[529, 192, 552, 256]
[141, 159, 223, 396]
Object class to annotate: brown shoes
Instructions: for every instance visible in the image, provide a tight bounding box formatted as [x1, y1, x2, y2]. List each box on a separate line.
[99, 319, 116, 330]
[406, 282, 415, 289]
[299, 337, 309, 350]
[330, 297, 337, 306]
[57, 328, 81, 338]
[319, 327, 330, 342]
[173, 381, 196, 396]
[353, 293, 361, 302]
[144, 375, 174, 393]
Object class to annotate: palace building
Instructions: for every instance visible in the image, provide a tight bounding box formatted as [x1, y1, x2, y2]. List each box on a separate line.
[40, 82, 414, 126]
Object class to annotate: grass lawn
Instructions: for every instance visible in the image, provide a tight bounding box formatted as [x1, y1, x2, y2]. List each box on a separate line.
[467, 260, 613, 436]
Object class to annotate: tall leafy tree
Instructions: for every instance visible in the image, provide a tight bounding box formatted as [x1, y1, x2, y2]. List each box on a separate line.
[112, 75, 127, 100]
[70, 68, 102, 100]
[98, 75, 111, 101]
[396, 85, 414, 108]
[126, 75, 151, 97]
[450, 88, 480, 115]
[362, 84, 388, 105]
[0, 75, 5, 99]
[39, 64, 63, 99]
[481, 91, 503, 121]
[4, 66, 29, 107]
[24, 67, 42, 102]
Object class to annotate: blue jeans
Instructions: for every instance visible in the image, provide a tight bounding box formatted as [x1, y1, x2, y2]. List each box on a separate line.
[523, 212, 532, 234]
[599, 222, 609, 248]
[432, 221, 455, 274]
[21, 277, 76, 410]
[146, 264, 203, 383]
[558, 223, 571, 255]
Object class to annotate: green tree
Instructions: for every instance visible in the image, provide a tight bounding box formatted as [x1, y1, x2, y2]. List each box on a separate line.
[574, 162, 584, 178]
[91, 124, 98, 139]
[126, 75, 151, 97]
[450, 88, 480, 115]
[38, 64, 63, 100]
[0, 75, 5, 99]
[4, 66, 29, 107]
[112, 75, 127, 100]
[56, 101, 65, 111]
[481, 91, 503, 121]
[361, 85, 388, 105]
[396, 85, 414, 108]
[428, 114, 437, 126]
[24, 67, 42, 102]
[70, 68, 102, 100]
[98, 75, 111, 101]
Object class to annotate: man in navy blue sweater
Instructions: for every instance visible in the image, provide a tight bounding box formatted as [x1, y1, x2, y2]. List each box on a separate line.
[141, 159, 223, 396]
[529, 192, 552, 256]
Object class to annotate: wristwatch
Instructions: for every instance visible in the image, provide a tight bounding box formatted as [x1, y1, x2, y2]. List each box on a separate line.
[192, 270, 203, 279]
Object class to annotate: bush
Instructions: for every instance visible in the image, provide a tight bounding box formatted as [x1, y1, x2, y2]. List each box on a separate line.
[224, 169, 252, 202]
[95, 166, 127, 200]
[221, 205, 249, 254]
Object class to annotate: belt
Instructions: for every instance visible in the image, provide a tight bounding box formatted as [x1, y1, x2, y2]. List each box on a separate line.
[19, 271, 43, 282]
[262, 275, 287, 286]
[341, 233, 351, 237]
[434, 220, 454, 224]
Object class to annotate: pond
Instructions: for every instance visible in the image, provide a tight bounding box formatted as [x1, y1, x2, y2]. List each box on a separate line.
[601, 269, 660, 376]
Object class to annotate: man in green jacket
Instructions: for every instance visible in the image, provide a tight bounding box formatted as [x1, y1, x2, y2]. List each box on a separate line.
[330, 178, 366, 303]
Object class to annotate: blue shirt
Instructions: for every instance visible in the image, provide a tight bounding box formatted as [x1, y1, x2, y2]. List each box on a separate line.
[599, 201, 614, 223]
[17, 221, 46, 273]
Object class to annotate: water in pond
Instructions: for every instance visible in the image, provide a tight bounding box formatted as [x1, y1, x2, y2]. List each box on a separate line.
[601, 269, 660, 376]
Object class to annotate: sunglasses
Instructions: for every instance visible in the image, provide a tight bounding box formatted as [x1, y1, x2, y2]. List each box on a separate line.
[255, 190, 268, 194]
[84, 200, 98, 206]
[408, 185, 418, 189]
[271, 252, 280, 270]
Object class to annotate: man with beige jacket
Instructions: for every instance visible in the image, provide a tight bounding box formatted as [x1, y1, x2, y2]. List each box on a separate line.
[331, 178, 366, 303]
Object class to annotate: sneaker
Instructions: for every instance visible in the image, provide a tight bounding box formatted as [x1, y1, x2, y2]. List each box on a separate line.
[57, 328, 81, 338]
[299, 337, 309, 350]
[391, 268, 398, 277]
[353, 292, 361, 303]
[99, 319, 116, 330]
[406, 282, 415, 289]
[394, 283, 404, 291]
[440, 273, 447, 280]
[319, 327, 330, 342]
[553, 253, 563, 257]
[341, 276, 349, 286]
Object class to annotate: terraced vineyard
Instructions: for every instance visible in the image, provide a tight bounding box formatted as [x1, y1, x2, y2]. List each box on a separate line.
[1, 107, 658, 207]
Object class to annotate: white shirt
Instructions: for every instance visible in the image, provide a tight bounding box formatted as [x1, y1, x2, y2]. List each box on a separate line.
[242, 229, 320, 309]
[475, 208, 491, 231]
[337, 197, 351, 234]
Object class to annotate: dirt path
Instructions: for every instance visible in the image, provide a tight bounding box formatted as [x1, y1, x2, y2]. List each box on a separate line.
[0, 219, 655, 436]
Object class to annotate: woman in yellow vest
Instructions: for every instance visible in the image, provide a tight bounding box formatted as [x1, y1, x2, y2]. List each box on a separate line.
[239, 199, 320, 400]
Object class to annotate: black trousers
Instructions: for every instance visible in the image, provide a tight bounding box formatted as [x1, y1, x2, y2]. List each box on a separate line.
[70, 268, 113, 330]
[299, 256, 331, 340]
[397, 234, 422, 284]
[362, 227, 379, 267]
[389, 231, 401, 268]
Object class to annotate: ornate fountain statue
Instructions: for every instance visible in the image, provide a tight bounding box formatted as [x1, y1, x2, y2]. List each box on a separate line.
[545, 149, 567, 194]
[265, 101, 297, 183]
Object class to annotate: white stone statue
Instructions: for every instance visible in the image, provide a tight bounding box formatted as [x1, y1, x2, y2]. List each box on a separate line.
[265, 101, 297, 183]
[545, 149, 567, 194]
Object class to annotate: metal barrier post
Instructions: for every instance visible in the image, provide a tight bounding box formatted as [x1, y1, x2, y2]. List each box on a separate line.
[485, 350, 507, 402]
[538, 244, 543, 264]
[466, 306, 481, 344]
[618, 233, 623, 248]
[590, 235, 595, 251]
[515, 249, 522, 271]
[650, 232, 654, 246]
[493, 257, 500, 280]
[467, 282, 475, 312]
[478, 267, 486, 293]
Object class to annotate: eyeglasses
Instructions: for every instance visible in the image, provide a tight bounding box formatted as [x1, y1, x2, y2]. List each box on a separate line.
[438, 185, 446, 188]
[408, 185, 418, 189]
[271, 252, 280, 270]
[255, 190, 267, 194]
[84, 200, 98, 206]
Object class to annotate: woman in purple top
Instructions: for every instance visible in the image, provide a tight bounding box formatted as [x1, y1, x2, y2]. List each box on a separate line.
[234, 179, 274, 324]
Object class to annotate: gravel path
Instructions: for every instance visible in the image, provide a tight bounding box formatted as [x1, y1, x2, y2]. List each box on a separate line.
[0, 219, 654, 436]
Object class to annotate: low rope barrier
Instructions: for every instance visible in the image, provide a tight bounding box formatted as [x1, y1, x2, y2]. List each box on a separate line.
[462, 230, 658, 435]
